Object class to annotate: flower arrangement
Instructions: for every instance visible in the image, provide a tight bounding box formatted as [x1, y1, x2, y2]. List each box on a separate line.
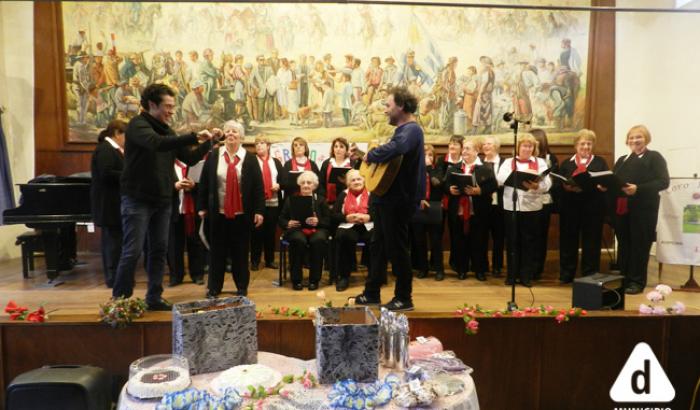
[4, 300, 53, 322]
[99, 297, 147, 328]
[240, 370, 318, 410]
[263, 290, 338, 319]
[639, 284, 686, 315]
[454, 304, 588, 335]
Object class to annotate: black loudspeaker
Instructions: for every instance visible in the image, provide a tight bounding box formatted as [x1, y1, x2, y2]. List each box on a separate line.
[6, 365, 111, 410]
[572, 273, 625, 310]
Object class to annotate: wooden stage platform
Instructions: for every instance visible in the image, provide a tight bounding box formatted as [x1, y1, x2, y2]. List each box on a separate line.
[1, 253, 699, 409]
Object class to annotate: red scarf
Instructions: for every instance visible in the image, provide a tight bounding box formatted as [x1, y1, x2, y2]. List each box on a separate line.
[259, 155, 273, 200]
[616, 197, 628, 216]
[324, 159, 350, 204]
[442, 155, 461, 210]
[572, 154, 591, 177]
[459, 163, 476, 233]
[291, 157, 312, 171]
[223, 151, 243, 218]
[512, 157, 539, 171]
[425, 173, 431, 200]
[175, 160, 195, 235]
[344, 188, 369, 216]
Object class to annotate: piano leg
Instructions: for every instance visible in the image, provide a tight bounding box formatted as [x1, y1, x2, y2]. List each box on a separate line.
[41, 230, 61, 281]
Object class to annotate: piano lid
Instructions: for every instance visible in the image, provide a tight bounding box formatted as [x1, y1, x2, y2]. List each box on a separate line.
[3, 177, 92, 225]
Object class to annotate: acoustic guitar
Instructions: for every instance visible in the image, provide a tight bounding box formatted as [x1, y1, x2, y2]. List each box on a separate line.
[358, 143, 403, 196]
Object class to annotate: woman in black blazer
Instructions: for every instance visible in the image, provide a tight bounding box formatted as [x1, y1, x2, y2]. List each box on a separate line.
[612, 125, 669, 294]
[281, 137, 320, 197]
[197, 120, 265, 298]
[90, 120, 127, 288]
[250, 135, 285, 271]
[481, 135, 506, 277]
[557, 129, 609, 284]
[530, 129, 559, 280]
[331, 169, 375, 292]
[436, 135, 465, 273]
[278, 170, 331, 291]
[318, 137, 355, 205]
[444, 139, 497, 280]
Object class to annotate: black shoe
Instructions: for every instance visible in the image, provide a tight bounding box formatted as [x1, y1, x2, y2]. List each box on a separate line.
[521, 281, 532, 288]
[476, 272, 486, 281]
[105, 280, 114, 289]
[237, 289, 248, 297]
[308, 282, 319, 291]
[168, 277, 183, 287]
[382, 298, 414, 312]
[416, 270, 428, 279]
[505, 279, 515, 286]
[250, 262, 260, 271]
[435, 271, 445, 281]
[457, 272, 467, 280]
[352, 293, 380, 305]
[147, 299, 172, 311]
[336, 278, 349, 292]
[559, 278, 573, 285]
[293, 282, 304, 291]
[193, 277, 205, 285]
[625, 284, 644, 295]
[205, 291, 220, 299]
[265, 261, 279, 269]
[492, 269, 502, 278]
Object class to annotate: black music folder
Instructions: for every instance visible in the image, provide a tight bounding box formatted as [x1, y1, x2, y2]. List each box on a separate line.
[504, 168, 550, 190]
[290, 195, 313, 222]
[329, 167, 350, 184]
[448, 172, 477, 191]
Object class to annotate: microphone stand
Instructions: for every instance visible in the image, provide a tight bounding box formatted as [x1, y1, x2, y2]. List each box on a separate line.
[504, 113, 522, 312]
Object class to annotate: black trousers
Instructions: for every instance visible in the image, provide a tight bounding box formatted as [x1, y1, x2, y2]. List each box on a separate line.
[100, 225, 122, 287]
[251, 205, 279, 265]
[559, 206, 603, 281]
[447, 212, 470, 274]
[365, 202, 415, 302]
[449, 215, 489, 275]
[286, 229, 328, 285]
[410, 221, 443, 273]
[533, 203, 553, 279]
[335, 225, 372, 279]
[615, 210, 656, 288]
[504, 210, 541, 284]
[167, 215, 204, 282]
[208, 213, 251, 294]
[485, 204, 505, 272]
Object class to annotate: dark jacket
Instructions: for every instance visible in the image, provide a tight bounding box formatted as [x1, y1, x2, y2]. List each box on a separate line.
[278, 194, 331, 232]
[90, 140, 124, 227]
[331, 189, 377, 226]
[612, 150, 670, 215]
[558, 155, 609, 216]
[196, 147, 265, 220]
[281, 158, 321, 196]
[366, 121, 425, 205]
[443, 162, 498, 218]
[120, 112, 210, 205]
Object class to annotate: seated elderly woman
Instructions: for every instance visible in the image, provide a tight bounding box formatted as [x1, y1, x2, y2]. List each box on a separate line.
[278, 170, 331, 291]
[331, 169, 375, 292]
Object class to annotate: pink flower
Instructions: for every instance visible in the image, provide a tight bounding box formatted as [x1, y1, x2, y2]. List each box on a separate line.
[544, 305, 554, 313]
[280, 390, 290, 398]
[303, 379, 312, 389]
[581, 309, 588, 316]
[467, 319, 479, 331]
[655, 284, 673, 296]
[652, 306, 667, 315]
[493, 311, 503, 318]
[639, 304, 653, 314]
[645, 290, 663, 303]
[513, 311, 525, 318]
[555, 313, 566, 323]
[256, 399, 265, 410]
[671, 301, 686, 314]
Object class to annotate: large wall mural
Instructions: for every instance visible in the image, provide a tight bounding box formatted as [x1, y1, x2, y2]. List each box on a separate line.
[62, 2, 590, 144]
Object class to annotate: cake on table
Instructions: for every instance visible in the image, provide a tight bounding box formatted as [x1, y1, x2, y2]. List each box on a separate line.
[127, 367, 191, 399]
[211, 364, 283, 395]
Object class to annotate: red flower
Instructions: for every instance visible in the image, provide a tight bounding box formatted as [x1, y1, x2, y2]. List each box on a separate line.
[581, 309, 588, 316]
[513, 311, 525, 318]
[9, 312, 24, 320]
[493, 311, 503, 318]
[568, 308, 576, 316]
[26, 309, 45, 322]
[555, 313, 566, 323]
[5, 300, 28, 314]
[467, 319, 479, 331]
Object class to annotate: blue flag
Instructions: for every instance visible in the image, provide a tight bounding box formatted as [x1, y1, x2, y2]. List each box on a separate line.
[0, 114, 15, 225]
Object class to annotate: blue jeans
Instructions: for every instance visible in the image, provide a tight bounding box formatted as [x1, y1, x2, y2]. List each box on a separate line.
[112, 195, 171, 304]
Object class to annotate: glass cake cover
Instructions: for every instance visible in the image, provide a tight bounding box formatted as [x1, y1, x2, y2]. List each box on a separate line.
[127, 354, 191, 399]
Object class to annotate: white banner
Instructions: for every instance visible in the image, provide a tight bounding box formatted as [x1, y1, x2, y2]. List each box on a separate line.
[656, 178, 700, 265]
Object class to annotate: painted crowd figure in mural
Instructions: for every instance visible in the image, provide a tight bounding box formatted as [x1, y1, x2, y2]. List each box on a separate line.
[63, 2, 589, 144]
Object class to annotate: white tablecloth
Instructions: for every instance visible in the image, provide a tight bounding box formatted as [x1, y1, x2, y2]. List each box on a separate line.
[118, 351, 479, 410]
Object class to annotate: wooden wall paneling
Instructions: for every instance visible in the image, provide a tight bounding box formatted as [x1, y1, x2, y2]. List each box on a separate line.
[666, 316, 700, 410]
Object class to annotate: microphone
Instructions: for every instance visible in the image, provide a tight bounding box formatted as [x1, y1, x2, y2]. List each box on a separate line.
[502, 112, 531, 124]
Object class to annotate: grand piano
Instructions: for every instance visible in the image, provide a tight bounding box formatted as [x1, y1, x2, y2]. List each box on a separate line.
[3, 175, 92, 280]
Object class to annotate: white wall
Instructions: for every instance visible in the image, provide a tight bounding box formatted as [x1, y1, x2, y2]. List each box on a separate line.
[616, 0, 700, 177]
[0, 2, 35, 260]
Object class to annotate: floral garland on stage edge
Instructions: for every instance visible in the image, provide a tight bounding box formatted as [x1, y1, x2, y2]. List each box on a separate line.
[454, 304, 588, 336]
[258, 291, 343, 319]
[4, 300, 54, 322]
[98, 297, 147, 328]
[639, 284, 686, 315]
